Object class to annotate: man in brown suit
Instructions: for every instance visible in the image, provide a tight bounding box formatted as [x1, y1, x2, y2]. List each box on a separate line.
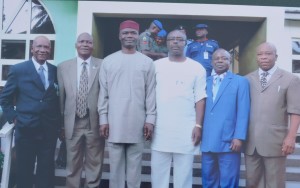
[245, 42, 300, 188]
[58, 32, 105, 188]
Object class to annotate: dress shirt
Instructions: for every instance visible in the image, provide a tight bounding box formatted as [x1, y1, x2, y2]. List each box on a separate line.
[32, 57, 49, 89]
[212, 71, 226, 101]
[258, 65, 277, 82]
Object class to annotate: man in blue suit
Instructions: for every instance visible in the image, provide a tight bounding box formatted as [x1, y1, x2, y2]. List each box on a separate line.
[0, 36, 60, 188]
[201, 48, 250, 188]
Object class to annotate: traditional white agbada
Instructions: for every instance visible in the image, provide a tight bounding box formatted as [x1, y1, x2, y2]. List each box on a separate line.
[151, 57, 206, 154]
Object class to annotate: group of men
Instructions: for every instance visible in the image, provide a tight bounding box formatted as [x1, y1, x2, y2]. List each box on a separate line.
[0, 18, 299, 188]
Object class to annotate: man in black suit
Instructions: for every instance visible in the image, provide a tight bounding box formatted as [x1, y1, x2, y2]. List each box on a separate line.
[0, 36, 60, 188]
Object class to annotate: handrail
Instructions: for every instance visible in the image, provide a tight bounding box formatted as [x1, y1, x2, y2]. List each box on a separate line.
[0, 123, 15, 137]
[0, 122, 15, 188]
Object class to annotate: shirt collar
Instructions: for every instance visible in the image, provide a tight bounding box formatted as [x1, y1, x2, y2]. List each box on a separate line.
[32, 57, 48, 72]
[212, 71, 227, 80]
[77, 56, 91, 67]
[259, 65, 277, 76]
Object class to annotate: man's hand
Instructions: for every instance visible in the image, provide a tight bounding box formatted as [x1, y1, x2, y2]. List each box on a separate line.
[58, 128, 65, 141]
[144, 123, 154, 140]
[282, 136, 296, 156]
[192, 126, 201, 146]
[230, 139, 242, 152]
[99, 124, 109, 139]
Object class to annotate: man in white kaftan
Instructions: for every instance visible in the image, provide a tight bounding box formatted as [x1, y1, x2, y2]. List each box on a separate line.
[151, 29, 206, 188]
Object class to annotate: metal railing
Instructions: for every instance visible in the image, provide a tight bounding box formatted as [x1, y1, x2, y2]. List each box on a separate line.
[0, 122, 15, 188]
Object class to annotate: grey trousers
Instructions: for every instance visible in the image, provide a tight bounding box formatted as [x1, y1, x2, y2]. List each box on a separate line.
[108, 142, 144, 188]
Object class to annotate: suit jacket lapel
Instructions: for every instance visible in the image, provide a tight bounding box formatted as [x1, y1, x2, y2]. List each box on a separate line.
[250, 70, 262, 92]
[28, 60, 45, 91]
[206, 76, 214, 110]
[88, 57, 98, 92]
[212, 72, 233, 107]
[70, 59, 78, 94]
[47, 62, 54, 87]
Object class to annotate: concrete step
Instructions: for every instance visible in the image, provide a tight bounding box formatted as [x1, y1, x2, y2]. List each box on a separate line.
[55, 142, 300, 186]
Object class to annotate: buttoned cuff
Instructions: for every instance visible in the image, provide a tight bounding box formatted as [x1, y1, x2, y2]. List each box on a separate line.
[99, 114, 108, 125]
[145, 114, 156, 125]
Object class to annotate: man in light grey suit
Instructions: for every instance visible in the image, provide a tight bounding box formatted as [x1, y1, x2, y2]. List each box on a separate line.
[58, 32, 105, 188]
[245, 42, 300, 188]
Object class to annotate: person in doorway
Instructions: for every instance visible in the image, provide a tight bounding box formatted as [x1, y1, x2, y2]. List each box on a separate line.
[175, 25, 193, 54]
[186, 24, 219, 77]
[152, 29, 168, 60]
[137, 19, 164, 60]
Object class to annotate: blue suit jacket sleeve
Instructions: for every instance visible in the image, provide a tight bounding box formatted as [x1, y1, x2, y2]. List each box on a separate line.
[0, 65, 18, 123]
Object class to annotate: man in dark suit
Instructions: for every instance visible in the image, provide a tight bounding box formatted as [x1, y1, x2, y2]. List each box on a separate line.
[0, 36, 60, 188]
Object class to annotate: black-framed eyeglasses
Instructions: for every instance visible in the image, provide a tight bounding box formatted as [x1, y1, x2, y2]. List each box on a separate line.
[166, 38, 186, 42]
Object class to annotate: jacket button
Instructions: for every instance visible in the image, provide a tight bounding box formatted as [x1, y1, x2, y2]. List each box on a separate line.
[40, 100, 43, 102]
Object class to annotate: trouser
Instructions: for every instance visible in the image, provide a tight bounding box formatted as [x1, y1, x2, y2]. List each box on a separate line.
[245, 150, 286, 188]
[15, 126, 57, 188]
[66, 116, 105, 188]
[201, 152, 241, 188]
[151, 150, 194, 188]
[108, 142, 144, 188]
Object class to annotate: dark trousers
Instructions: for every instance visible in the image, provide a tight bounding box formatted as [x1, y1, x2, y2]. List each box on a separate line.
[15, 127, 58, 188]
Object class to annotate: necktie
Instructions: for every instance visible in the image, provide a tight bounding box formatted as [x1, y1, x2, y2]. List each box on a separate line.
[76, 62, 88, 118]
[260, 71, 269, 89]
[38, 66, 46, 89]
[212, 76, 221, 101]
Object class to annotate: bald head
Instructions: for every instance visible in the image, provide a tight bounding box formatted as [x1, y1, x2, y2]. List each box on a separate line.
[256, 42, 277, 54]
[32, 36, 51, 48]
[76, 32, 94, 60]
[256, 42, 278, 71]
[212, 48, 231, 74]
[31, 35, 51, 65]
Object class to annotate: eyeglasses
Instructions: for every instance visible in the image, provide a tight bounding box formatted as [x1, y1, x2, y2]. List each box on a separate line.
[166, 38, 186, 42]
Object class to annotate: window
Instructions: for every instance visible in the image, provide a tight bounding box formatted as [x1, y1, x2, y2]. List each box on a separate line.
[292, 39, 300, 73]
[1, 40, 26, 59]
[0, 0, 55, 86]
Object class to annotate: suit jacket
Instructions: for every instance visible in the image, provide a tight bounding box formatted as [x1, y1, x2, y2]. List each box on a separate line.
[245, 68, 300, 156]
[58, 57, 102, 139]
[201, 71, 250, 152]
[0, 60, 60, 139]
